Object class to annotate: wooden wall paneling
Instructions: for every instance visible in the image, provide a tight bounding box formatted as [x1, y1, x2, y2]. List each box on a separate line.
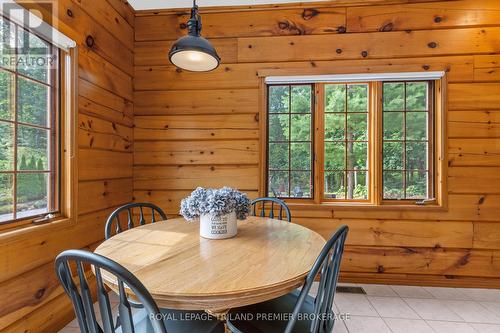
[237, 27, 500, 63]
[342, 246, 500, 278]
[346, 0, 500, 33]
[448, 167, 500, 194]
[135, 39, 238, 65]
[449, 138, 500, 167]
[79, 95, 134, 127]
[134, 114, 259, 141]
[474, 222, 500, 249]
[79, 149, 133, 181]
[448, 83, 500, 110]
[135, 7, 346, 41]
[134, 56, 474, 91]
[448, 111, 500, 138]
[134, 165, 260, 191]
[106, 0, 135, 28]
[78, 178, 134, 215]
[134, 89, 259, 115]
[474, 54, 500, 82]
[79, 114, 132, 152]
[134, 140, 259, 165]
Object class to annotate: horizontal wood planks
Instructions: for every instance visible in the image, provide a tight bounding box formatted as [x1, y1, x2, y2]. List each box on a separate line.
[2, 0, 135, 331]
[134, 0, 500, 287]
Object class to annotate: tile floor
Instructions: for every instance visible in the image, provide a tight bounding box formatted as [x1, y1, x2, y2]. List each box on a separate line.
[60, 283, 500, 333]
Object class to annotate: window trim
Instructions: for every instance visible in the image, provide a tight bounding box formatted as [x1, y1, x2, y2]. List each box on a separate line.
[260, 73, 447, 210]
[0, 17, 77, 232]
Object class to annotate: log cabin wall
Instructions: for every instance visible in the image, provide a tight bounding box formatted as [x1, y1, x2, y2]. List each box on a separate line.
[133, 0, 500, 287]
[0, 0, 134, 332]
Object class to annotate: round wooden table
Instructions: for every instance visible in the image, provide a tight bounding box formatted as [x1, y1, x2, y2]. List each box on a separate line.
[94, 216, 325, 314]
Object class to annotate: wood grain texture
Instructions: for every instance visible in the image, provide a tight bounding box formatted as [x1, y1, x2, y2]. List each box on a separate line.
[133, 0, 500, 290]
[94, 217, 326, 310]
[2, 0, 135, 331]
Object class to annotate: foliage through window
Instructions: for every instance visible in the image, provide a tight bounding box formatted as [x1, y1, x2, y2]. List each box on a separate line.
[267, 85, 313, 198]
[266, 80, 435, 204]
[0, 16, 59, 223]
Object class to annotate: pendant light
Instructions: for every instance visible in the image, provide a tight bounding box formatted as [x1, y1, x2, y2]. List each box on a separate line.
[168, 0, 220, 72]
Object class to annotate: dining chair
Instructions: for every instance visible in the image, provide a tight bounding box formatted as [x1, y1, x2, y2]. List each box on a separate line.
[55, 249, 225, 333]
[105, 202, 167, 240]
[250, 197, 291, 222]
[226, 225, 349, 333]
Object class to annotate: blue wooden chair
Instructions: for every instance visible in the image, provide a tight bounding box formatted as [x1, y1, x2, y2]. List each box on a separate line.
[55, 249, 224, 333]
[250, 197, 291, 222]
[226, 225, 349, 333]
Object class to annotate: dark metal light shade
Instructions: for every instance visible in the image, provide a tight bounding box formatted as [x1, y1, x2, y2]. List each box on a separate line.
[169, 34, 220, 72]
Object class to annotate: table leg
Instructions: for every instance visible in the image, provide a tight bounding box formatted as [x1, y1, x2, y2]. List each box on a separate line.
[206, 309, 231, 332]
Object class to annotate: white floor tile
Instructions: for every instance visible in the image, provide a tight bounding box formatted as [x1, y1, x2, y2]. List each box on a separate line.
[358, 284, 398, 297]
[344, 315, 391, 333]
[426, 320, 478, 333]
[459, 288, 500, 302]
[442, 300, 500, 324]
[390, 285, 434, 299]
[469, 323, 500, 333]
[404, 298, 463, 321]
[478, 301, 500, 315]
[334, 293, 379, 317]
[367, 296, 420, 319]
[383, 318, 433, 333]
[58, 327, 81, 333]
[332, 320, 349, 333]
[423, 287, 471, 301]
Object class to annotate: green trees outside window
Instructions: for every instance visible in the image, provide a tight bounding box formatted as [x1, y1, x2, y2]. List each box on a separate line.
[266, 80, 434, 203]
[0, 17, 58, 223]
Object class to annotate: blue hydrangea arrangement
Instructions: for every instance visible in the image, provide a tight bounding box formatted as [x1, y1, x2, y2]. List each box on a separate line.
[180, 187, 251, 221]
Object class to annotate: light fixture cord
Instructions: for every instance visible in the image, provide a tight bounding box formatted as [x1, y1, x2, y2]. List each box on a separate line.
[187, 0, 201, 36]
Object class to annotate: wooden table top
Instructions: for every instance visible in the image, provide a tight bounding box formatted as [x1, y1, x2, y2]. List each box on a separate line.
[94, 216, 326, 311]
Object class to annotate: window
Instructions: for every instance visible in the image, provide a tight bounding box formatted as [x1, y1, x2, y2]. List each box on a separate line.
[265, 77, 440, 206]
[267, 85, 314, 198]
[0, 16, 60, 224]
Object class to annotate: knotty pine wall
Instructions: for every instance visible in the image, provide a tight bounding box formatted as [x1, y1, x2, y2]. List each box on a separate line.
[133, 0, 500, 287]
[0, 0, 134, 332]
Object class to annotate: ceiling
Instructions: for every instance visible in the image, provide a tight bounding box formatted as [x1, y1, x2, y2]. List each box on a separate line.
[128, 0, 327, 11]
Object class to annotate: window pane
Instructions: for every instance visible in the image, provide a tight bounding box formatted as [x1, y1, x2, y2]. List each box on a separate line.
[383, 142, 403, 170]
[406, 82, 428, 111]
[383, 112, 403, 140]
[347, 142, 368, 170]
[325, 84, 345, 112]
[269, 86, 289, 113]
[0, 70, 14, 120]
[16, 172, 48, 218]
[406, 112, 428, 140]
[291, 85, 311, 113]
[325, 142, 345, 170]
[349, 171, 368, 199]
[325, 114, 344, 141]
[406, 142, 428, 170]
[17, 125, 49, 170]
[406, 170, 428, 199]
[268, 114, 289, 141]
[383, 83, 404, 111]
[268, 171, 289, 197]
[0, 122, 14, 170]
[291, 142, 311, 170]
[17, 28, 50, 83]
[347, 84, 368, 112]
[324, 171, 345, 199]
[268, 143, 288, 170]
[291, 114, 311, 141]
[0, 18, 16, 71]
[291, 171, 311, 198]
[383, 171, 404, 199]
[18, 77, 49, 127]
[0, 173, 13, 222]
[347, 113, 367, 141]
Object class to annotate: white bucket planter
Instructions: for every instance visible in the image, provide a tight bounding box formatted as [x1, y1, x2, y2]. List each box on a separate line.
[200, 211, 237, 239]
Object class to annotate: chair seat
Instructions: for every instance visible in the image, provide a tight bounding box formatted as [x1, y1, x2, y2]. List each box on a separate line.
[226, 290, 334, 333]
[117, 308, 225, 333]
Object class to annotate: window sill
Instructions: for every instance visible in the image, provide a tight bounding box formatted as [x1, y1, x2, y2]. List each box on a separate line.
[285, 201, 447, 212]
[0, 215, 74, 240]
